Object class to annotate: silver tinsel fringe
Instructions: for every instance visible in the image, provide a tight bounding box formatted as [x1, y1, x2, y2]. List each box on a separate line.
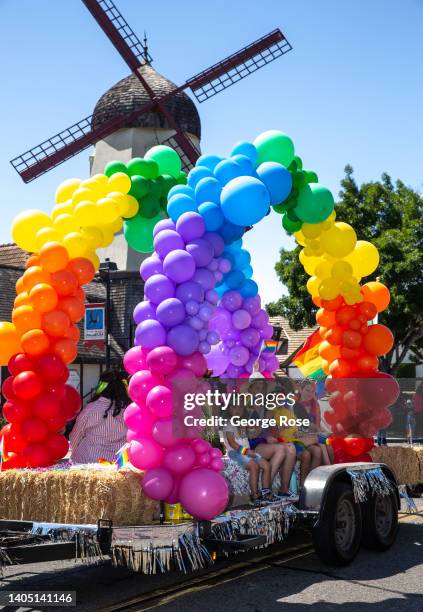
[31, 522, 104, 565]
[398, 485, 418, 513]
[347, 467, 395, 503]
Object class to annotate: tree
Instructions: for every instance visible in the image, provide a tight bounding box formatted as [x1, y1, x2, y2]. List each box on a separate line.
[267, 166, 423, 374]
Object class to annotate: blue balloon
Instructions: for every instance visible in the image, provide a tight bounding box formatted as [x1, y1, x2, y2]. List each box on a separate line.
[221, 176, 270, 226]
[234, 248, 251, 269]
[256, 161, 292, 206]
[219, 220, 245, 244]
[225, 270, 245, 289]
[188, 165, 213, 190]
[195, 177, 222, 204]
[196, 154, 225, 171]
[240, 279, 258, 297]
[198, 202, 224, 231]
[167, 193, 197, 222]
[167, 184, 195, 200]
[224, 239, 243, 252]
[215, 283, 229, 297]
[214, 159, 243, 186]
[230, 141, 258, 165]
[243, 264, 253, 279]
[231, 154, 255, 176]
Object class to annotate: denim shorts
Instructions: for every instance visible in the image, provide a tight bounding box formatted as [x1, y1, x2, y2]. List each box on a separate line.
[228, 449, 262, 467]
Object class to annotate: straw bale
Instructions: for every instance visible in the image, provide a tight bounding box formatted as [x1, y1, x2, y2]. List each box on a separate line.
[370, 445, 421, 485]
[0, 468, 159, 525]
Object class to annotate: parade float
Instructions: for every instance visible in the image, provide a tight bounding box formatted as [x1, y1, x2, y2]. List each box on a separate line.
[0, 130, 413, 571]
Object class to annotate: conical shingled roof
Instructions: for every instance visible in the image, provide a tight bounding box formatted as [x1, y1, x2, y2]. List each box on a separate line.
[92, 64, 201, 138]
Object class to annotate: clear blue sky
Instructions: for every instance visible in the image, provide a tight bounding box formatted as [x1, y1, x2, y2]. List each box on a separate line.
[1, 0, 422, 303]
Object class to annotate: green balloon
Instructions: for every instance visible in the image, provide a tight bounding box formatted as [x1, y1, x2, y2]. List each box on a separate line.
[144, 145, 181, 179]
[123, 213, 162, 253]
[286, 208, 300, 222]
[104, 160, 128, 177]
[129, 175, 149, 200]
[253, 130, 295, 167]
[295, 183, 334, 224]
[161, 174, 177, 196]
[126, 157, 144, 177]
[282, 214, 302, 234]
[126, 158, 158, 179]
[291, 170, 308, 189]
[294, 155, 303, 170]
[176, 171, 188, 185]
[148, 179, 161, 199]
[139, 193, 160, 219]
[304, 170, 319, 183]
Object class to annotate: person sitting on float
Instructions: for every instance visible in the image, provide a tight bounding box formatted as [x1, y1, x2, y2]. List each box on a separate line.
[69, 370, 130, 464]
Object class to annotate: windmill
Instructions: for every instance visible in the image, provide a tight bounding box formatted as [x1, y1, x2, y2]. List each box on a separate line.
[10, 0, 292, 183]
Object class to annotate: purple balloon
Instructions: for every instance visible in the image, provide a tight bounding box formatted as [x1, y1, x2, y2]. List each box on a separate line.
[207, 259, 218, 272]
[193, 268, 215, 290]
[266, 354, 280, 373]
[156, 297, 186, 327]
[167, 324, 199, 355]
[144, 274, 175, 304]
[199, 329, 208, 341]
[198, 304, 213, 322]
[176, 212, 205, 242]
[226, 364, 243, 378]
[207, 330, 219, 345]
[153, 218, 175, 237]
[240, 327, 261, 348]
[251, 310, 268, 329]
[229, 345, 250, 366]
[205, 289, 219, 304]
[209, 308, 232, 334]
[261, 323, 274, 339]
[179, 469, 229, 520]
[232, 309, 252, 330]
[189, 316, 204, 331]
[214, 271, 223, 283]
[135, 319, 167, 348]
[204, 232, 224, 256]
[140, 254, 163, 281]
[185, 300, 200, 315]
[198, 340, 211, 354]
[163, 250, 196, 283]
[175, 281, 204, 303]
[133, 300, 156, 324]
[218, 258, 232, 274]
[154, 229, 184, 258]
[221, 290, 243, 312]
[142, 467, 174, 500]
[243, 295, 261, 316]
[186, 238, 214, 267]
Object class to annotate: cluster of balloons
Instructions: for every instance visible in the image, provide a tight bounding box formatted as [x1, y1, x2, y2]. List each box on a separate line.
[328, 436, 375, 463]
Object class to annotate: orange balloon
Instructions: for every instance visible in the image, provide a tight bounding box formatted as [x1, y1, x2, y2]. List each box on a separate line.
[29, 283, 58, 313]
[23, 266, 51, 292]
[363, 324, 394, 356]
[21, 329, 50, 356]
[58, 296, 85, 322]
[361, 282, 390, 313]
[52, 338, 78, 364]
[14, 292, 30, 308]
[67, 258, 95, 285]
[321, 295, 344, 311]
[340, 347, 361, 359]
[63, 324, 80, 342]
[15, 277, 25, 294]
[41, 310, 71, 337]
[335, 305, 355, 326]
[341, 330, 362, 349]
[312, 295, 322, 307]
[356, 353, 379, 373]
[329, 358, 353, 378]
[0, 322, 22, 366]
[316, 308, 336, 327]
[319, 326, 328, 339]
[319, 341, 341, 362]
[73, 287, 85, 301]
[12, 305, 42, 335]
[325, 325, 344, 345]
[322, 359, 331, 375]
[25, 254, 40, 269]
[51, 269, 79, 296]
[39, 242, 69, 273]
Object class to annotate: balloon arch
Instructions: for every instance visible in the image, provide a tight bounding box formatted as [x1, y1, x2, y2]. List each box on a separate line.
[0, 130, 398, 519]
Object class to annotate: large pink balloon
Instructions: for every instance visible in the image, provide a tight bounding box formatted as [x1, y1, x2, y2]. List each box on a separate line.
[124, 403, 154, 437]
[179, 469, 229, 520]
[163, 444, 196, 475]
[128, 438, 163, 470]
[147, 346, 178, 375]
[179, 352, 207, 376]
[128, 370, 162, 404]
[124, 346, 148, 375]
[142, 467, 174, 500]
[146, 385, 172, 419]
[152, 418, 181, 447]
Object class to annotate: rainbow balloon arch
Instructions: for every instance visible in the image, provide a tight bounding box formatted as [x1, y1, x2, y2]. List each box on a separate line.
[0, 130, 399, 520]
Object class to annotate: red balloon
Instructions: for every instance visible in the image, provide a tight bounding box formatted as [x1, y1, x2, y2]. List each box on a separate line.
[342, 330, 362, 349]
[335, 305, 356, 326]
[23, 444, 53, 468]
[13, 371, 43, 400]
[8, 353, 35, 376]
[2, 400, 32, 424]
[340, 346, 361, 359]
[47, 433, 69, 460]
[329, 358, 353, 378]
[58, 296, 85, 323]
[21, 418, 49, 443]
[32, 394, 61, 420]
[62, 385, 81, 421]
[348, 319, 361, 331]
[343, 437, 365, 457]
[4, 424, 27, 453]
[48, 382, 66, 401]
[357, 301, 377, 321]
[45, 413, 66, 433]
[321, 296, 344, 311]
[0, 452, 26, 469]
[51, 338, 78, 364]
[356, 353, 379, 373]
[41, 310, 71, 337]
[35, 353, 68, 383]
[325, 325, 344, 345]
[67, 258, 95, 285]
[51, 269, 79, 296]
[2, 376, 17, 401]
[316, 308, 336, 327]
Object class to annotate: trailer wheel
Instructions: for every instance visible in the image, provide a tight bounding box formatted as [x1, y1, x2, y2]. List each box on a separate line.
[312, 482, 362, 566]
[362, 491, 398, 551]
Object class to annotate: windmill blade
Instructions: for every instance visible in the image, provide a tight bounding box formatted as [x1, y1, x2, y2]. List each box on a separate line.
[186, 29, 292, 102]
[161, 133, 201, 172]
[82, 0, 152, 71]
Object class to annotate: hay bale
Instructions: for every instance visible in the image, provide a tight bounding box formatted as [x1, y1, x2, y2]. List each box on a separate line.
[0, 468, 159, 526]
[370, 445, 421, 485]
[415, 446, 423, 483]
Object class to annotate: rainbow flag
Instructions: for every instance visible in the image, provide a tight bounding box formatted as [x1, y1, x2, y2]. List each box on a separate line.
[0, 436, 9, 471]
[114, 444, 130, 469]
[263, 339, 278, 353]
[293, 330, 325, 379]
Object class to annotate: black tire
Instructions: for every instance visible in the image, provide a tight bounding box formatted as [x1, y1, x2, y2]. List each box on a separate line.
[312, 482, 362, 566]
[362, 491, 398, 551]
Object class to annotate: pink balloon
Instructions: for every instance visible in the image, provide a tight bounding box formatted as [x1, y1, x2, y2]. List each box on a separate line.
[124, 346, 148, 375]
[179, 469, 229, 520]
[198, 452, 211, 467]
[192, 439, 211, 454]
[146, 385, 173, 419]
[142, 467, 174, 500]
[211, 458, 224, 471]
[127, 429, 138, 442]
[179, 352, 208, 376]
[210, 447, 223, 459]
[163, 444, 196, 475]
[164, 476, 181, 504]
[128, 370, 162, 404]
[128, 438, 163, 470]
[262, 370, 273, 379]
[152, 418, 181, 447]
[124, 403, 154, 436]
[147, 346, 178, 376]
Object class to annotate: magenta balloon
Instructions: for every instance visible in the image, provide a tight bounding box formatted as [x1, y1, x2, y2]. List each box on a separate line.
[156, 298, 186, 327]
[211, 458, 224, 471]
[152, 218, 175, 237]
[128, 438, 163, 470]
[198, 452, 211, 467]
[192, 438, 211, 454]
[176, 212, 205, 241]
[204, 232, 224, 256]
[179, 469, 229, 520]
[140, 254, 163, 281]
[186, 238, 214, 267]
[163, 445, 196, 475]
[128, 370, 162, 404]
[240, 327, 261, 348]
[135, 319, 166, 349]
[192, 268, 215, 290]
[146, 345, 178, 375]
[127, 428, 138, 442]
[153, 229, 184, 258]
[142, 467, 174, 500]
[166, 367, 195, 383]
[180, 351, 207, 376]
[163, 250, 196, 283]
[221, 290, 243, 312]
[232, 309, 252, 330]
[133, 301, 156, 325]
[206, 344, 230, 376]
[167, 324, 199, 356]
[243, 295, 261, 315]
[124, 345, 148, 374]
[144, 274, 175, 304]
[164, 476, 180, 504]
[146, 385, 172, 419]
[229, 345, 249, 366]
[124, 402, 154, 435]
[152, 418, 181, 447]
[175, 281, 204, 304]
[210, 447, 223, 459]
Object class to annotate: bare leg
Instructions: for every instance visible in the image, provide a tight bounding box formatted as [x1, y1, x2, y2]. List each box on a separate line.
[258, 458, 271, 490]
[279, 443, 296, 493]
[246, 461, 259, 497]
[326, 444, 335, 464]
[320, 444, 331, 465]
[299, 449, 311, 486]
[308, 444, 322, 470]
[255, 443, 286, 482]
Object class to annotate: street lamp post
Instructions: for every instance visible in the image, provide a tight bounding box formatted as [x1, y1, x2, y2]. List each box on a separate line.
[99, 259, 117, 371]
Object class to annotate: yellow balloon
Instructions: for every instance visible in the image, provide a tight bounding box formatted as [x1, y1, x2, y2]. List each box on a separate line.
[306, 275, 320, 296]
[53, 214, 80, 236]
[97, 198, 120, 223]
[35, 227, 62, 251]
[111, 217, 123, 233]
[55, 178, 81, 204]
[299, 249, 319, 275]
[72, 187, 97, 206]
[74, 201, 98, 225]
[52, 201, 73, 219]
[320, 222, 357, 258]
[331, 260, 353, 281]
[320, 209, 336, 230]
[315, 260, 332, 279]
[0, 322, 22, 365]
[80, 226, 104, 250]
[318, 277, 340, 300]
[123, 195, 139, 218]
[84, 251, 100, 271]
[294, 230, 307, 246]
[107, 172, 131, 194]
[107, 191, 130, 216]
[98, 225, 114, 247]
[63, 232, 88, 259]
[12, 210, 52, 252]
[302, 223, 322, 239]
[346, 240, 379, 278]
[91, 173, 109, 189]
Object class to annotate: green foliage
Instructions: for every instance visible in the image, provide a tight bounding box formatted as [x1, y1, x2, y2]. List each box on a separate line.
[267, 166, 423, 372]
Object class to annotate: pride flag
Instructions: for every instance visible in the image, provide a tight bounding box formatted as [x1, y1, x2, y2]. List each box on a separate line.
[293, 330, 325, 379]
[263, 339, 278, 353]
[114, 444, 130, 469]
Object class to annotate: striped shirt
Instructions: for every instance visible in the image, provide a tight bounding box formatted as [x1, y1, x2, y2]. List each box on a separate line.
[69, 397, 127, 464]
